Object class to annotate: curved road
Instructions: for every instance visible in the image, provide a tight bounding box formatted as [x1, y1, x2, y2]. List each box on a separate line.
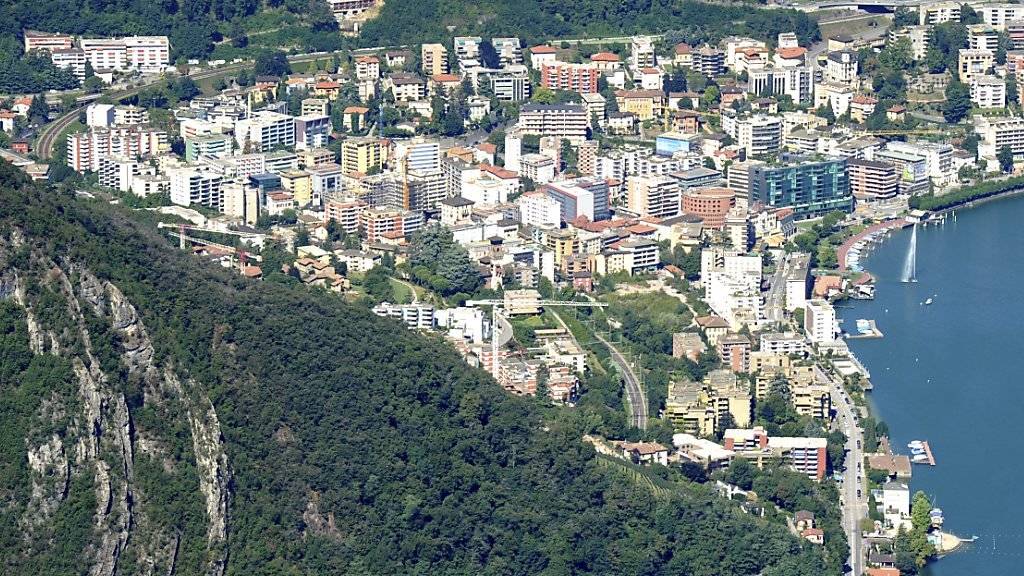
[36, 50, 356, 160]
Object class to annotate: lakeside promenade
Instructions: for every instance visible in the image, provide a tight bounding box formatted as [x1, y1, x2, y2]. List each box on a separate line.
[837, 219, 910, 271]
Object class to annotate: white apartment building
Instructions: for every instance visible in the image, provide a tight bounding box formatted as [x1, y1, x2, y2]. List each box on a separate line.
[294, 114, 331, 150]
[626, 174, 681, 219]
[825, 50, 858, 85]
[395, 140, 441, 173]
[804, 299, 838, 344]
[124, 36, 170, 73]
[631, 36, 656, 69]
[170, 167, 224, 209]
[970, 75, 1006, 108]
[979, 3, 1024, 29]
[489, 65, 532, 101]
[235, 111, 296, 151]
[518, 103, 589, 144]
[888, 26, 930, 61]
[520, 153, 557, 184]
[97, 155, 141, 192]
[975, 115, 1024, 168]
[885, 141, 954, 182]
[968, 25, 1000, 52]
[919, 2, 960, 25]
[517, 191, 562, 228]
[701, 247, 763, 329]
[504, 130, 522, 172]
[80, 38, 128, 71]
[736, 115, 783, 158]
[51, 48, 87, 81]
[66, 127, 168, 173]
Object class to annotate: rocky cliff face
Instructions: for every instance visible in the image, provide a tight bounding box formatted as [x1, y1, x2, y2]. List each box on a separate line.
[1, 235, 231, 576]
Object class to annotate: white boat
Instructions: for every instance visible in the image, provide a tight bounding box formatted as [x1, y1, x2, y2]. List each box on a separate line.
[908, 441, 924, 449]
[912, 454, 929, 463]
[924, 298, 933, 305]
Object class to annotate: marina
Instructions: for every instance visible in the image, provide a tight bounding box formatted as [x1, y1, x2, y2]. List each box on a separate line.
[839, 195, 1024, 575]
[908, 440, 936, 466]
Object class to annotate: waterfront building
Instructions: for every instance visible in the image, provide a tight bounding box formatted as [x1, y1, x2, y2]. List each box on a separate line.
[804, 299, 838, 344]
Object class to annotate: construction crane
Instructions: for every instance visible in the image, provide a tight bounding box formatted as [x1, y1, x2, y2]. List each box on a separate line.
[466, 298, 607, 381]
[160, 224, 263, 274]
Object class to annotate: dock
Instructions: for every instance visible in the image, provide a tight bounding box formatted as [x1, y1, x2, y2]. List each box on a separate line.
[922, 441, 936, 466]
[846, 319, 884, 339]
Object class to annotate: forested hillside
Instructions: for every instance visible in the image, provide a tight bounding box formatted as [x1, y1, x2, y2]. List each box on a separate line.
[0, 159, 836, 575]
[359, 0, 820, 49]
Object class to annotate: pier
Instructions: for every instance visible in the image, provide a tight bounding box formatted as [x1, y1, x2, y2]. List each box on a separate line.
[846, 319, 884, 339]
[922, 441, 936, 465]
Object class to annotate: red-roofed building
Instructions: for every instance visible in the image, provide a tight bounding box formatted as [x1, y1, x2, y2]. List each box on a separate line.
[480, 163, 519, 180]
[774, 46, 807, 66]
[12, 96, 33, 117]
[355, 55, 380, 80]
[673, 43, 692, 67]
[529, 45, 559, 68]
[590, 51, 622, 72]
[850, 94, 878, 122]
[637, 67, 663, 90]
[430, 73, 463, 96]
[314, 80, 342, 99]
[801, 528, 824, 545]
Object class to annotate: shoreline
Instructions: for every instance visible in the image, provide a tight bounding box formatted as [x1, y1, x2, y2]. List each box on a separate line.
[919, 183, 1024, 216]
[837, 196, 1006, 567]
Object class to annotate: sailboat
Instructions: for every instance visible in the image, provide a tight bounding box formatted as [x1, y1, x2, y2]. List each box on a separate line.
[901, 224, 918, 283]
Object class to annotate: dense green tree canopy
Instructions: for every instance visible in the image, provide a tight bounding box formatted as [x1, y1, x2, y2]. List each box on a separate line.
[0, 159, 839, 575]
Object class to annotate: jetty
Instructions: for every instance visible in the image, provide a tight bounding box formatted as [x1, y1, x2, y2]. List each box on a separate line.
[846, 319, 883, 339]
[922, 441, 936, 466]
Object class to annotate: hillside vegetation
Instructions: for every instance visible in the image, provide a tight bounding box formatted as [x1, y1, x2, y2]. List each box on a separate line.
[0, 159, 838, 575]
[359, 0, 820, 48]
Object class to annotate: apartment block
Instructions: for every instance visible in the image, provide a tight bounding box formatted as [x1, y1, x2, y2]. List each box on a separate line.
[958, 48, 994, 83]
[626, 174, 681, 219]
[848, 158, 899, 201]
[421, 43, 449, 76]
[723, 427, 827, 480]
[169, 167, 224, 209]
[518, 103, 589, 143]
[540, 62, 600, 94]
[340, 137, 383, 175]
[804, 299, 838, 344]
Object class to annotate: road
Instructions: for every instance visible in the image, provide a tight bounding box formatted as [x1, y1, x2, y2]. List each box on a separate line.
[593, 331, 648, 430]
[36, 50, 352, 160]
[764, 254, 789, 324]
[817, 364, 866, 576]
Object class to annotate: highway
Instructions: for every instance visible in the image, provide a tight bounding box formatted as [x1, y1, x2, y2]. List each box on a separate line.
[817, 364, 867, 576]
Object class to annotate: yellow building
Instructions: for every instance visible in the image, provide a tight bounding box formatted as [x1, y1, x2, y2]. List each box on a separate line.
[281, 170, 313, 206]
[543, 228, 579, 267]
[614, 90, 664, 121]
[749, 351, 814, 398]
[341, 137, 384, 175]
[421, 43, 449, 76]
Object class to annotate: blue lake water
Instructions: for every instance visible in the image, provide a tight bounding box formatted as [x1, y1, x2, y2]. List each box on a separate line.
[839, 195, 1024, 575]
